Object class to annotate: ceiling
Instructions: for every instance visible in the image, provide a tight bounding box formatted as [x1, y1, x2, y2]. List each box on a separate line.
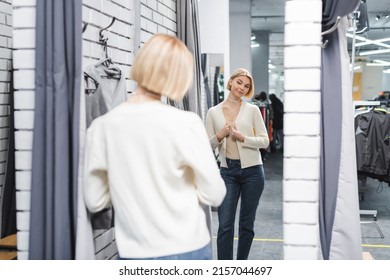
[250, 0, 390, 74]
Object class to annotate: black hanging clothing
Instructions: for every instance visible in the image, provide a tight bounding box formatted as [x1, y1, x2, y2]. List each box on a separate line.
[213, 66, 220, 106]
[269, 94, 283, 130]
[201, 54, 212, 109]
[355, 110, 390, 185]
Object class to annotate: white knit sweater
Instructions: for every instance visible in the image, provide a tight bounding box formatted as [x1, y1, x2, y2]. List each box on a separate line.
[83, 101, 226, 258]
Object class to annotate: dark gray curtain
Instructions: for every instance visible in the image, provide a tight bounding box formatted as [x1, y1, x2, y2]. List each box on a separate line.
[29, 0, 82, 259]
[320, 0, 360, 260]
[176, 0, 202, 116]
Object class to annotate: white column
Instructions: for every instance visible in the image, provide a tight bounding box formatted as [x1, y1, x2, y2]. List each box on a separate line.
[229, 0, 251, 75]
[283, 0, 322, 260]
[198, 0, 230, 91]
[12, 0, 37, 260]
[251, 31, 270, 95]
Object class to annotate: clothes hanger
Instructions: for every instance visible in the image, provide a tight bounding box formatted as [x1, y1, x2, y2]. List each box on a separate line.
[84, 72, 99, 94]
[82, 22, 88, 33]
[83, 17, 121, 81]
[99, 17, 116, 40]
[99, 17, 116, 61]
[82, 22, 99, 93]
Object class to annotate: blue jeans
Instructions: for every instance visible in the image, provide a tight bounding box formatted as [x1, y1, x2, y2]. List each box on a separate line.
[217, 159, 265, 260]
[118, 243, 212, 260]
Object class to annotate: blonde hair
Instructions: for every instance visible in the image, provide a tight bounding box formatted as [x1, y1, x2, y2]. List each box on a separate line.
[227, 68, 255, 99]
[131, 34, 194, 101]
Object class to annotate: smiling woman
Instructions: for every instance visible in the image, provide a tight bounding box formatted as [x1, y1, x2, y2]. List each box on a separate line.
[205, 68, 269, 260]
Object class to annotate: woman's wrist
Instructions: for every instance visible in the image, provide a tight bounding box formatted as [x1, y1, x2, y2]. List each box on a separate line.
[216, 134, 223, 142]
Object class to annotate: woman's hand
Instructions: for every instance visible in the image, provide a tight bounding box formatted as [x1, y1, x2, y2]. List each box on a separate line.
[230, 124, 245, 142]
[216, 123, 230, 142]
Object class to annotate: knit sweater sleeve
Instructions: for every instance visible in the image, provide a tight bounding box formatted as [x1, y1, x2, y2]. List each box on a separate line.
[83, 120, 112, 213]
[181, 115, 226, 207]
[205, 107, 223, 150]
[241, 105, 270, 149]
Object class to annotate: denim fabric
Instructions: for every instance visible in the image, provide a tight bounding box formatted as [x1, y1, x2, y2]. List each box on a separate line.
[118, 243, 212, 260]
[217, 159, 265, 260]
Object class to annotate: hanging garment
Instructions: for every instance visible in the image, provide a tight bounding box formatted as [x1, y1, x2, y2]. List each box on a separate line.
[215, 68, 225, 104]
[355, 110, 390, 185]
[84, 58, 127, 128]
[201, 54, 212, 110]
[252, 100, 272, 157]
[85, 59, 126, 230]
[213, 66, 221, 106]
[75, 58, 126, 259]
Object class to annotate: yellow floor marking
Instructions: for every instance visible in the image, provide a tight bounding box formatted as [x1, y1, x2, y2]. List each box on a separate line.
[251, 237, 284, 242]
[213, 236, 390, 248]
[213, 236, 283, 242]
[362, 243, 390, 248]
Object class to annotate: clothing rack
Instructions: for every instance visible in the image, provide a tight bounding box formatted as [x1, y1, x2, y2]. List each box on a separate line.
[353, 100, 380, 108]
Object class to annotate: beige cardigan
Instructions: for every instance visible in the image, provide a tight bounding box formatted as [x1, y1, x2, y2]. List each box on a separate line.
[206, 101, 269, 168]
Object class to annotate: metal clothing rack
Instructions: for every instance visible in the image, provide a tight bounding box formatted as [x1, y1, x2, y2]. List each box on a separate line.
[353, 100, 380, 108]
[354, 100, 384, 238]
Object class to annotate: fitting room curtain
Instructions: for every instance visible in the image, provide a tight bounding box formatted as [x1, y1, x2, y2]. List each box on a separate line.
[29, 0, 82, 259]
[320, 0, 362, 260]
[176, 0, 202, 116]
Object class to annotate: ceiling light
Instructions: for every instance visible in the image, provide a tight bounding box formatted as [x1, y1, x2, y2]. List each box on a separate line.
[367, 63, 384, 66]
[346, 33, 390, 49]
[376, 15, 380, 20]
[355, 37, 390, 47]
[251, 35, 256, 41]
[359, 49, 390, 56]
[251, 43, 259, 48]
[386, 14, 389, 19]
[346, 33, 367, 41]
[373, 59, 390, 66]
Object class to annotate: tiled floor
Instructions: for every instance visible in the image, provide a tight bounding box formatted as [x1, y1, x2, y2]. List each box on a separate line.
[212, 151, 390, 260]
[359, 176, 390, 260]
